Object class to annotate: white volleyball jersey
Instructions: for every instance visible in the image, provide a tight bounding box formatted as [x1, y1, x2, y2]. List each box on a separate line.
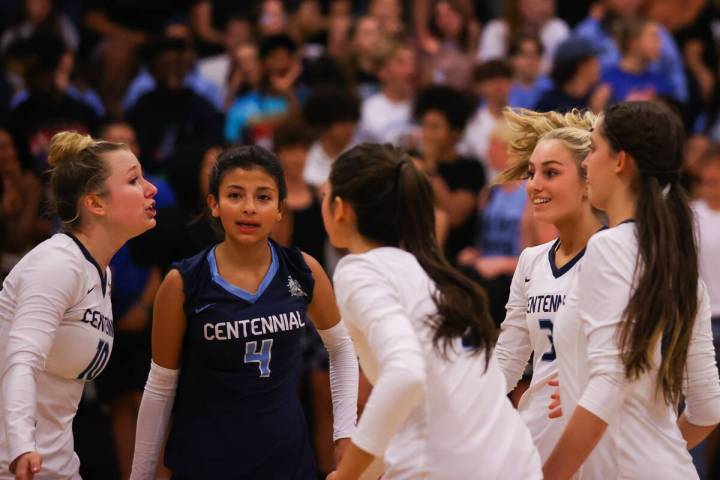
[0, 233, 114, 479]
[334, 247, 542, 480]
[554, 222, 720, 479]
[494, 238, 586, 462]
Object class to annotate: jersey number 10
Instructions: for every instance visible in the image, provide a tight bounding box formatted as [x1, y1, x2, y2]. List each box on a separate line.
[77, 339, 111, 381]
[244, 339, 274, 377]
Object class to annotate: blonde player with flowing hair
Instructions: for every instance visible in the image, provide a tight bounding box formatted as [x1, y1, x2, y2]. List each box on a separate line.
[494, 107, 603, 462]
[0, 131, 157, 479]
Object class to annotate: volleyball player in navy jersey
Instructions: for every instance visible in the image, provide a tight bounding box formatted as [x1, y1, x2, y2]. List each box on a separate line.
[130, 145, 358, 480]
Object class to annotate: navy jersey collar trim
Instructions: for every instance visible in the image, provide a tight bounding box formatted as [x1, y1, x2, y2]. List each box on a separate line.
[207, 242, 279, 304]
[548, 238, 586, 279]
[63, 232, 107, 296]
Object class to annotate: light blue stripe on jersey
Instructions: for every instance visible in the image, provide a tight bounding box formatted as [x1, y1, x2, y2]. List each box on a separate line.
[207, 242, 279, 303]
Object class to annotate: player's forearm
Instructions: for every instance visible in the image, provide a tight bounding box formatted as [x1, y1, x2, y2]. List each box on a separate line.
[678, 412, 718, 449]
[543, 406, 607, 480]
[333, 442, 375, 480]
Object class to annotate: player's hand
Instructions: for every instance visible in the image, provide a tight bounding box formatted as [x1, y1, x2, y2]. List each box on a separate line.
[11, 451, 42, 480]
[333, 437, 351, 467]
[548, 378, 562, 419]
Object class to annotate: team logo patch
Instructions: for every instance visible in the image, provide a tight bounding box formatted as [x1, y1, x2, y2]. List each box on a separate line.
[287, 276, 307, 297]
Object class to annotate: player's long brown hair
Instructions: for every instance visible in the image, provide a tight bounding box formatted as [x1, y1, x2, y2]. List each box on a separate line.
[601, 101, 698, 405]
[329, 143, 497, 359]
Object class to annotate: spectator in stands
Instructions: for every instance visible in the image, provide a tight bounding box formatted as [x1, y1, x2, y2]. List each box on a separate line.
[0, 0, 79, 54]
[477, 0, 569, 73]
[534, 36, 607, 113]
[601, 17, 674, 104]
[574, 0, 687, 102]
[508, 33, 553, 109]
[302, 85, 360, 188]
[189, 1, 252, 56]
[460, 59, 512, 177]
[357, 40, 416, 145]
[344, 15, 384, 99]
[368, 0, 405, 39]
[197, 15, 257, 101]
[125, 37, 223, 175]
[256, 0, 290, 38]
[417, 0, 477, 90]
[458, 121, 526, 325]
[123, 22, 223, 112]
[414, 85, 486, 263]
[225, 34, 302, 147]
[6, 35, 99, 173]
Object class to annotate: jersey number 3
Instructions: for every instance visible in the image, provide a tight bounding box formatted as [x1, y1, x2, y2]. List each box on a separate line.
[539, 319, 556, 362]
[78, 339, 110, 381]
[245, 339, 274, 377]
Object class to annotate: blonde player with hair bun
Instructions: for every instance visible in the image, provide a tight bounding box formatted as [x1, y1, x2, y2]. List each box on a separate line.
[494, 107, 604, 462]
[0, 131, 157, 479]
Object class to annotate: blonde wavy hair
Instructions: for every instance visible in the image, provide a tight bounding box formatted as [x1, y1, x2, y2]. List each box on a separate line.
[495, 107, 597, 184]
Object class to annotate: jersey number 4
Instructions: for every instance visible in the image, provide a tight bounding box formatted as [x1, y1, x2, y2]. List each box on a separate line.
[78, 339, 110, 381]
[539, 319, 556, 362]
[244, 339, 274, 377]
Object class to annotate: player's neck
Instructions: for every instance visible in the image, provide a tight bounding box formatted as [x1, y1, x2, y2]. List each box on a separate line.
[217, 238, 272, 272]
[555, 209, 602, 260]
[345, 231, 383, 255]
[72, 227, 123, 271]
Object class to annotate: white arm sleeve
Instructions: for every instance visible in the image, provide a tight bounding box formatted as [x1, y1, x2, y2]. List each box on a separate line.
[317, 320, 359, 440]
[1, 258, 82, 463]
[334, 260, 426, 456]
[129, 361, 179, 480]
[682, 283, 720, 426]
[495, 250, 533, 394]
[576, 237, 632, 424]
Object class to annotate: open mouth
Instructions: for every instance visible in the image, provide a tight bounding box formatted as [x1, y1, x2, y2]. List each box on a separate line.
[532, 197, 551, 205]
[236, 221, 261, 233]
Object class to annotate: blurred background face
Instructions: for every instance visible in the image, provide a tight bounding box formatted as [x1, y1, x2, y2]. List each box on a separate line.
[519, 0, 555, 22]
[101, 124, 140, 158]
[259, 0, 287, 37]
[420, 110, 457, 158]
[151, 50, 187, 91]
[263, 47, 293, 80]
[684, 134, 711, 176]
[637, 23, 662, 62]
[225, 19, 252, 52]
[434, 1, 463, 40]
[380, 47, 416, 91]
[512, 39, 542, 80]
[25, 0, 52, 24]
[277, 145, 308, 180]
[353, 17, 382, 54]
[327, 121, 357, 149]
[578, 57, 601, 85]
[233, 44, 262, 86]
[478, 77, 511, 105]
[487, 135, 510, 172]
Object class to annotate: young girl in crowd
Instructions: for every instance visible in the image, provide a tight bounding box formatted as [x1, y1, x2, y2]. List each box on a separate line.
[130, 145, 358, 479]
[323, 143, 541, 479]
[545, 101, 720, 479]
[0, 131, 157, 479]
[494, 107, 602, 462]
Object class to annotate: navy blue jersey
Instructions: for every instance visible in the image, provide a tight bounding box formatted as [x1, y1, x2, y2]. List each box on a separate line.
[165, 240, 318, 479]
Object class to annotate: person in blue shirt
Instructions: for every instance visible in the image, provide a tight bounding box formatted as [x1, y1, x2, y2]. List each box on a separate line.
[601, 17, 674, 104]
[574, 3, 687, 102]
[129, 145, 358, 480]
[508, 34, 553, 110]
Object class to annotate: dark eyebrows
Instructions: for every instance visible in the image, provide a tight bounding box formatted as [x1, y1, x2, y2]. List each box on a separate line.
[540, 160, 564, 167]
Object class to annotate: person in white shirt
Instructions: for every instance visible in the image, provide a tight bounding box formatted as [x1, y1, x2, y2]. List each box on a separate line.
[494, 107, 602, 462]
[0, 131, 158, 480]
[545, 101, 720, 479]
[302, 85, 360, 188]
[323, 143, 542, 479]
[357, 41, 415, 146]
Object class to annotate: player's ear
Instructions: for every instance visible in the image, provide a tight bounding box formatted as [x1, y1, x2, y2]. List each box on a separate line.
[81, 193, 106, 217]
[207, 193, 220, 218]
[332, 196, 357, 225]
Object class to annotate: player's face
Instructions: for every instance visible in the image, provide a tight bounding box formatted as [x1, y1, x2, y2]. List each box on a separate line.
[209, 167, 283, 244]
[526, 139, 588, 225]
[100, 150, 157, 239]
[583, 120, 617, 211]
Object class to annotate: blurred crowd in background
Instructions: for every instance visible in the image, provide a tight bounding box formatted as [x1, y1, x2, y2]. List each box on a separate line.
[2, 0, 720, 478]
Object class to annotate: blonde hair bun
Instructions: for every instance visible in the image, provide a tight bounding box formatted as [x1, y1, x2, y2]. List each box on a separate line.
[48, 131, 95, 168]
